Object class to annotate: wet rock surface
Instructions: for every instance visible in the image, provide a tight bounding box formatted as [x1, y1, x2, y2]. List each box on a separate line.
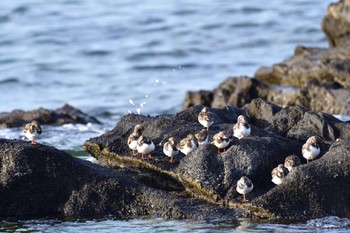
[0, 138, 244, 221]
[84, 99, 350, 220]
[0, 104, 100, 128]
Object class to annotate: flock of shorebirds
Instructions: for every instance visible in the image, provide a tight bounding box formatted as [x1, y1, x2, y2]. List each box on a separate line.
[126, 107, 321, 203]
[22, 107, 321, 203]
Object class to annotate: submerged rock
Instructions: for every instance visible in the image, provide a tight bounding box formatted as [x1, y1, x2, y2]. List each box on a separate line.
[84, 99, 350, 220]
[0, 104, 100, 128]
[0, 138, 244, 221]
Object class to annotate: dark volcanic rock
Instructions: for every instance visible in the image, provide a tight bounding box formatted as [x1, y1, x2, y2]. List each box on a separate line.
[0, 104, 100, 128]
[0, 139, 243, 221]
[322, 0, 350, 48]
[253, 139, 350, 220]
[183, 76, 269, 109]
[84, 100, 350, 220]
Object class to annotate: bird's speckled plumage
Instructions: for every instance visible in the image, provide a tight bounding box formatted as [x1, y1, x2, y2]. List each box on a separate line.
[211, 131, 231, 155]
[163, 137, 179, 164]
[284, 155, 301, 171]
[271, 164, 289, 185]
[198, 107, 214, 130]
[137, 135, 155, 160]
[195, 129, 209, 145]
[177, 134, 197, 155]
[23, 120, 42, 144]
[233, 115, 251, 139]
[127, 124, 144, 156]
[302, 136, 320, 163]
[236, 176, 254, 203]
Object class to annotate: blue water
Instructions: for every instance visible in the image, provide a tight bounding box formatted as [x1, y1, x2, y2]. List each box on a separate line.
[1, 217, 350, 233]
[1, 0, 349, 232]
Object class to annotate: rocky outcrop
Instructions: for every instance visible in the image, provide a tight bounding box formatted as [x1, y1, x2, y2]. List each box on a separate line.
[182, 71, 350, 115]
[84, 99, 350, 220]
[182, 0, 350, 115]
[322, 0, 350, 47]
[253, 139, 350, 220]
[0, 104, 100, 128]
[0, 138, 245, 221]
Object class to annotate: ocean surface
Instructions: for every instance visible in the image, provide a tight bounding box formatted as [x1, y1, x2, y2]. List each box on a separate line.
[1, 0, 349, 232]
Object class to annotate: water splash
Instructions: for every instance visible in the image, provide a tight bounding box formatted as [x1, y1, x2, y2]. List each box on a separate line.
[128, 98, 147, 115]
[307, 216, 350, 229]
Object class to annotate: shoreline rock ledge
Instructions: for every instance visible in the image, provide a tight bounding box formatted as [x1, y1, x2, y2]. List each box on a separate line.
[0, 99, 349, 221]
[84, 99, 350, 221]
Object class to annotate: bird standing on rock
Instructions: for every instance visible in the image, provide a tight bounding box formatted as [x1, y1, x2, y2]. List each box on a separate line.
[233, 115, 251, 139]
[211, 131, 231, 155]
[127, 124, 144, 156]
[271, 164, 289, 185]
[198, 107, 214, 131]
[302, 136, 320, 163]
[284, 155, 301, 171]
[23, 120, 42, 144]
[136, 135, 155, 160]
[163, 137, 179, 164]
[236, 176, 254, 203]
[195, 129, 209, 145]
[177, 134, 197, 155]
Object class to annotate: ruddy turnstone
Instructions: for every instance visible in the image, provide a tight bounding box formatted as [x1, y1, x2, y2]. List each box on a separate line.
[195, 129, 209, 145]
[302, 136, 320, 163]
[271, 164, 289, 185]
[233, 115, 251, 139]
[236, 176, 253, 203]
[163, 137, 179, 164]
[211, 131, 231, 155]
[177, 134, 198, 155]
[127, 124, 144, 156]
[198, 107, 214, 131]
[136, 135, 155, 160]
[23, 120, 42, 144]
[284, 154, 301, 171]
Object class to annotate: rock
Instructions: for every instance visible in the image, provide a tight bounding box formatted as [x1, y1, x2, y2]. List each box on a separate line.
[322, 0, 350, 48]
[182, 76, 269, 109]
[0, 138, 243, 221]
[84, 100, 350, 220]
[253, 139, 350, 220]
[255, 46, 350, 88]
[183, 74, 350, 115]
[0, 104, 100, 128]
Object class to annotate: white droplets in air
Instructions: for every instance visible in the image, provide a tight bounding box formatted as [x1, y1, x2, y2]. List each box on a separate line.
[128, 99, 147, 115]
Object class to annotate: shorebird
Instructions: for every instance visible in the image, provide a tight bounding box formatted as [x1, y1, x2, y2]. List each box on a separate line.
[127, 124, 144, 156]
[211, 131, 231, 155]
[233, 115, 251, 139]
[302, 136, 320, 163]
[236, 176, 254, 203]
[198, 107, 214, 131]
[195, 129, 209, 145]
[163, 137, 179, 164]
[136, 135, 155, 160]
[23, 120, 42, 144]
[177, 134, 197, 155]
[284, 155, 301, 171]
[271, 164, 289, 185]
